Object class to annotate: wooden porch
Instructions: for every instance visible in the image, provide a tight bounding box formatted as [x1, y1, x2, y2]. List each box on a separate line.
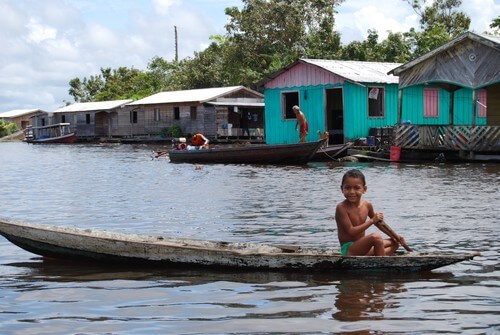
[394, 124, 500, 152]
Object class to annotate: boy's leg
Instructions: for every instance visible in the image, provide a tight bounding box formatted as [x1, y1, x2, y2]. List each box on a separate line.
[383, 239, 400, 255]
[346, 233, 385, 256]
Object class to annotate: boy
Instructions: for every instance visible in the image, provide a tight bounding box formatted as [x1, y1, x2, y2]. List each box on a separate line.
[335, 169, 404, 256]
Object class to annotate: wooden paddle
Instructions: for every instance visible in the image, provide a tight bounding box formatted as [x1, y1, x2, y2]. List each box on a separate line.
[152, 151, 168, 159]
[375, 220, 412, 252]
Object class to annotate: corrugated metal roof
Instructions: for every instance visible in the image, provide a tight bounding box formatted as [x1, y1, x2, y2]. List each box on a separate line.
[301, 59, 401, 84]
[128, 86, 262, 105]
[52, 100, 132, 113]
[208, 101, 264, 107]
[0, 109, 45, 118]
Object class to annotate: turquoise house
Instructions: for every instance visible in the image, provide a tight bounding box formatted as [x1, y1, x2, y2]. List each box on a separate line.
[390, 32, 500, 127]
[388, 32, 500, 158]
[259, 59, 402, 144]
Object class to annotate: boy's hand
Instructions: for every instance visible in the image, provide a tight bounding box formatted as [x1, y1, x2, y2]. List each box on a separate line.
[373, 212, 384, 224]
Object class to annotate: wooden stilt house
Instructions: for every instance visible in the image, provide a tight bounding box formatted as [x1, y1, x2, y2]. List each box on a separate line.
[0, 109, 46, 132]
[127, 86, 264, 141]
[46, 100, 132, 140]
[389, 32, 500, 161]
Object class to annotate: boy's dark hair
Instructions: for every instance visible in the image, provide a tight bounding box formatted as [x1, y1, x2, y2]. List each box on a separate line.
[341, 169, 366, 186]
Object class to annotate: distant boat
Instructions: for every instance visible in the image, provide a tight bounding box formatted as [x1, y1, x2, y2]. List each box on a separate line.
[168, 139, 326, 164]
[0, 219, 479, 273]
[24, 123, 77, 144]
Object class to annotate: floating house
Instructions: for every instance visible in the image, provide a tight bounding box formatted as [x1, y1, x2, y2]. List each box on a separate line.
[127, 86, 264, 141]
[389, 32, 500, 161]
[259, 59, 402, 144]
[44, 100, 133, 139]
[0, 109, 46, 131]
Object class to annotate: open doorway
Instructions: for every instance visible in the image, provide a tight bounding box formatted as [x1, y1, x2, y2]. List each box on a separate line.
[326, 88, 344, 144]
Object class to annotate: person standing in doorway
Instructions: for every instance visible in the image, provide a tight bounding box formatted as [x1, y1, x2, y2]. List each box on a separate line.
[293, 105, 308, 143]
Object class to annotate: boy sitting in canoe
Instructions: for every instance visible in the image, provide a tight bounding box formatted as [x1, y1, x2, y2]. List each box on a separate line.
[335, 169, 405, 256]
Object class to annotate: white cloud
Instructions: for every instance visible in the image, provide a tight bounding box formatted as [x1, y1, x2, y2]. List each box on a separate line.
[336, 0, 419, 43]
[0, 0, 497, 114]
[25, 18, 57, 43]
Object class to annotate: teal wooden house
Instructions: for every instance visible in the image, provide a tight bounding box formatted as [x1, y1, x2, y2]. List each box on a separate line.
[389, 32, 500, 160]
[259, 59, 401, 144]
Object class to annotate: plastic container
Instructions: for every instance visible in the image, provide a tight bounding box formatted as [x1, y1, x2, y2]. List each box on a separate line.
[367, 136, 376, 146]
[390, 146, 401, 161]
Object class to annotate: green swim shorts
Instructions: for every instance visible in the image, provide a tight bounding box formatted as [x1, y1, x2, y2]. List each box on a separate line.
[341, 242, 353, 256]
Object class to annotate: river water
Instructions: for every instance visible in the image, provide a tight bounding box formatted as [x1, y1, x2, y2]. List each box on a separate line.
[0, 142, 498, 335]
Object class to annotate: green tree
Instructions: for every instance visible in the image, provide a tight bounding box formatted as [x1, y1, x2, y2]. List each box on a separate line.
[408, 0, 470, 37]
[69, 75, 104, 102]
[490, 16, 500, 35]
[403, 0, 470, 58]
[223, 0, 344, 86]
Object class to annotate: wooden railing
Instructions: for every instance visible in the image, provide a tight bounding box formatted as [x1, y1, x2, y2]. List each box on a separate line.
[394, 125, 500, 152]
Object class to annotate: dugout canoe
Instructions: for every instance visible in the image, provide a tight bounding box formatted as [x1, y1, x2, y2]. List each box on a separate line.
[168, 139, 326, 164]
[0, 220, 479, 272]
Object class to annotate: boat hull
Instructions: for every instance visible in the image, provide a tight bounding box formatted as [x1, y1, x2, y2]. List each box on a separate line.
[26, 132, 77, 144]
[0, 220, 478, 272]
[311, 143, 353, 161]
[168, 140, 325, 164]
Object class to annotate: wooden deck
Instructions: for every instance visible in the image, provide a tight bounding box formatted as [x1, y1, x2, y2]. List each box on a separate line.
[394, 125, 500, 152]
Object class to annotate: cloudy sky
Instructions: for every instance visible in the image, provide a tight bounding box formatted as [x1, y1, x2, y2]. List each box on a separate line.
[1, 0, 498, 113]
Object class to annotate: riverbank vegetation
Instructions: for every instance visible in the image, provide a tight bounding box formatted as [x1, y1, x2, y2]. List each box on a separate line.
[67, 0, 498, 104]
[0, 120, 19, 138]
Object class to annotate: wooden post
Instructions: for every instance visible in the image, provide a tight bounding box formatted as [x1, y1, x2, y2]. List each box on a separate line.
[397, 89, 402, 125]
[472, 89, 477, 126]
[449, 91, 454, 125]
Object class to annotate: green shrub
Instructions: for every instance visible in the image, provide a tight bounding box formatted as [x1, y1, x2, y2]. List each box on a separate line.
[160, 125, 183, 138]
[0, 121, 19, 137]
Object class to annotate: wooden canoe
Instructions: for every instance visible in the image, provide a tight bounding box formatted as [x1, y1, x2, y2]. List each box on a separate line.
[168, 139, 326, 164]
[0, 220, 478, 272]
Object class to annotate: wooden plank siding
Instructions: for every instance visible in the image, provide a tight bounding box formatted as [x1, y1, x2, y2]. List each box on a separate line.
[128, 103, 216, 138]
[343, 83, 399, 140]
[265, 82, 399, 144]
[264, 85, 332, 144]
[401, 86, 489, 126]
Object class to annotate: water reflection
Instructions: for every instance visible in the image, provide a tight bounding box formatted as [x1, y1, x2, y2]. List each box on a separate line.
[333, 278, 404, 321]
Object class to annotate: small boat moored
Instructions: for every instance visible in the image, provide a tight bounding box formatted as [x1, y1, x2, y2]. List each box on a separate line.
[0, 219, 479, 273]
[24, 123, 77, 144]
[168, 139, 326, 164]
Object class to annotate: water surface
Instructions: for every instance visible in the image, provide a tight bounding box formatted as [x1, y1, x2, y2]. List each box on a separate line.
[0, 142, 498, 334]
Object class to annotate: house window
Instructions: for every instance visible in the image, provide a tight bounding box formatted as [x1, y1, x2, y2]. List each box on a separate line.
[368, 87, 385, 117]
[282, 91, 299, 119]
[130, 110, 138, 123]
[424, 88, 439, 117]
[61, 115, 66, 123]
[174, 107, 180, 120]
[190, 106, 197, 120]
[154, 108, 160, 122]
[478, 89, 487, 117]
[86, 114, 91, 124]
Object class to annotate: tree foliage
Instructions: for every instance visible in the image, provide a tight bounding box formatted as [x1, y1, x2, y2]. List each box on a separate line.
[0, 120, 19, 138]
[67, 0, 476, 104]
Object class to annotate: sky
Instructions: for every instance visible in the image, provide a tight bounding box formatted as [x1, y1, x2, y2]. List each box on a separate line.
[1, 0, 498, 113]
